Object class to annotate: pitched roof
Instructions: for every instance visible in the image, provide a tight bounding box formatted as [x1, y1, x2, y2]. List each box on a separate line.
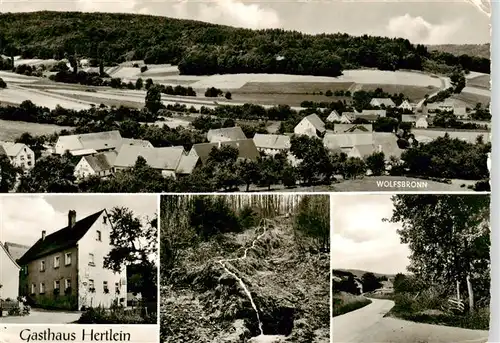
[114, 145, 184, 171]
[82, 151, 117, 172]
[18, 210, 104, 264]
[371, 98, 396, 107]
[373, 133, 403, 159]
[361, 109, 386, 117]
[0, 145, 6, 156]
[175, 153, 199, 174]
[192, 139, 260, 164]
[4, 242, 30, 262]
[57, 130, 123, 152]
[207, 127, 246, 142]
[326, 110, 341, 122]
[333, 124, 373, 133]
[353, 144, 375, 157]
[323, 133, 373, 150]
[253, 134, 291, 150]
[0, 141, 29, 157]
[0, 242, 20, 269]
[304, 114, 325, 132]
[121, 138, 153, 148]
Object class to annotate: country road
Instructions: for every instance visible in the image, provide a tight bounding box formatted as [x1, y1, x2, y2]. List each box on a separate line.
[333, 298, 490, 343]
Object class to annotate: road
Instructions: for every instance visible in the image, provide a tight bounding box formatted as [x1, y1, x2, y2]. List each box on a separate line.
[0, 309, 81, 324]
[333, 298, 490, 343]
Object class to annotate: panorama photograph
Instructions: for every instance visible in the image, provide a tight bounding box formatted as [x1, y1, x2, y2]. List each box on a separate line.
[0, 0, 491, 193]
[332, 194, 491, 343]
[0, 194, 158, 325]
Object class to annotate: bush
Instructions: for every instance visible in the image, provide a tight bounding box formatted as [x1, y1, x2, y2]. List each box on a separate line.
[0, 77, 6, 88]
[140, 65, 148, 73]
[332, 292, 371, 317]
[78, 305, 154, 324]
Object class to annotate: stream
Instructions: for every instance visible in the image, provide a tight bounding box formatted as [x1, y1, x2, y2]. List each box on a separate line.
[217, 220, 270, 337]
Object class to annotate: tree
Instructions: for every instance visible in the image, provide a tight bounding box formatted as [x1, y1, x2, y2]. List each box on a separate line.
[257, 157, 279, 190]
[225, 91, 232, 100]
[145, 78, 153, 90]
[294, 195, 330, 252]
[135, 78, 143, 90]
[0, 155, 19, 192]
[386, 195, 490, 312]
[237, 159, 259, 192]
[361, 272, 382, 293]
[145, 85, 164, 114]
[450, 69, 466, 94]
[104, 207, 158, 304]
[342, 157, 366, 179]
[365, 152, 386, 176]
[0, 77, 6, 88]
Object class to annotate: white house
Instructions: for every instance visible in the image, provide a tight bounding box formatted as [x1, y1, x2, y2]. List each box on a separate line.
[370, 98, 396, 108]
[398, 100, 413, 112]
[253, 134, 291, 155]
[402, 115, 428, 129]
[323, 133, 374, 158]
[55, 131, 123, 155]
[18, 210, 127, 310]
[207, 127, 246, 143]
[0, 141, 35, 170]
[326, 110, 341, 122]
[0, 242, 20, 300]
[294, 114, 326, 137]
[74, 151, 118, 180]
[415, 116, 429, 128]
[339, 112, 354, 123]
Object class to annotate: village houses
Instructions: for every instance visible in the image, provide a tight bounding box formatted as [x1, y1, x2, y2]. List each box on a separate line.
[294, 114, 326, 137]
[369, 98, 396, 108]
[207, 127, 246, 143]
[398, 100, 413, 112]
[0, 242, 21, 300]
[326, 110, 341, 122]
[17, 210, 127, 310]
[402, 115, 429, 128]
[188, 139, 260, 166]
[0, 141, 35, 170]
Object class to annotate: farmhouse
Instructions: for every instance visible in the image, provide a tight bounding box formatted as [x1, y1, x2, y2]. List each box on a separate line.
[253, 134, 291, 155]
[55, 131, 123, 155]
[402, 115, 429, 128]
[0, 141, 35, 170]
[189, 140, 260, 165]
[114, 145, 185, 178]
[398, 100, 413, 112]
[326, 110, 341, 122]
[333, 124, 373, 133]
[339, 112, 355, 123]
[370, 98, 396, 108]
[4, 242, 30, 262]
[0, 242, 21, 300]
[207, 127, 246, 143]
[74, 151, 118, 180]
[294, 114, 326, 137]
[323, 133, 374, 158]
[373, 133, 403, 160]
[18, 210, 127, 310]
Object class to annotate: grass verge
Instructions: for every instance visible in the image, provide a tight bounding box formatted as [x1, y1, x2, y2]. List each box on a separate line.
[332, 292, 372, 317]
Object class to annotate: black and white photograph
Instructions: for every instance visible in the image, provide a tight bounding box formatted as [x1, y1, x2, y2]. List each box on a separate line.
[0, 0, 491, 193]
[160, 194, 330, 342]
[0, 194, 158, 325]
[332, 194, 490, 342]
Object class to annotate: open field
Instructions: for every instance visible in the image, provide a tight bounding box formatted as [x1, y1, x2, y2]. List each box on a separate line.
[413, 129, 490, 144]
[0, 86, 92, 110]
[358, 84, 438, 101]
[0, 119, 71, 141]
[467, 74, 490, 89]
[235, 81, 354, 93]
[451, 92, 490, 107]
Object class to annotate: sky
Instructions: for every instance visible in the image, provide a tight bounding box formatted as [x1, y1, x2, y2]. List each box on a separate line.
[0, 0, 491, 44]
[0, 195, 158, 247]
[331, 194, 410, 275]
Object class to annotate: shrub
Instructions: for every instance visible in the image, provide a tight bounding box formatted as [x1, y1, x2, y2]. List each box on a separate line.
[0, 78, 6, 88]
[140, 65, 148, 73]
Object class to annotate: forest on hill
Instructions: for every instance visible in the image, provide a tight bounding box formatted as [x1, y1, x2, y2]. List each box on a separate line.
[427, 44, 490, 60]
[0, 11, 490, 76]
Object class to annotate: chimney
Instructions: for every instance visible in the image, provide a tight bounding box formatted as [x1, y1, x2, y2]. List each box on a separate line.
[41, 230, 46, 240]
[68, 210, 76, 228]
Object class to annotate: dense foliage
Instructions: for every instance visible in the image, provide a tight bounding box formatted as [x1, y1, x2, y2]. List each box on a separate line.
[0, 12, 490, 77]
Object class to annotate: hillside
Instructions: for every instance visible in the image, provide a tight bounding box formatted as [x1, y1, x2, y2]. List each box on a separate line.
[427, 44, 490, 60]
[0, 11, 490, 77]
[337, 269, 395, 279]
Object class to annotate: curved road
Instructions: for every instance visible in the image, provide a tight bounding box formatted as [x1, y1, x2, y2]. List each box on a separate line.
[333, 298, 489, 343]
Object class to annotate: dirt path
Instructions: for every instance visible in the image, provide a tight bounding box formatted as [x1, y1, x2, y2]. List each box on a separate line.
[333, 298, 489, 343]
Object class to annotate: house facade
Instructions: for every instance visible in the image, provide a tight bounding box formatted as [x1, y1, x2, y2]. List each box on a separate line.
[0, 142, 35, 170]
[370, 98, 396, 108]
[0, 242, 20, 300]
[18, 210, 127, 310]
[294, 114, 326, 138]
[74, 151, 117, 180]
[253, 134, 291, 156]
[54, 131, 123, 155]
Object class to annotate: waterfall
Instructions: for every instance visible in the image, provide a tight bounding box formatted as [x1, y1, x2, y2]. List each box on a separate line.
[217, 221, 269, 336]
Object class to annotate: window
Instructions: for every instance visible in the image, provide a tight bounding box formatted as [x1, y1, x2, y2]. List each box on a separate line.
[24, 265, 28, 275]
[89, 279, 95, 292]
[89, 253, 95, 266]
[54, 255, 60, 268]
[115, 282, 119, 294]
[31, 283, 36, 295]
[96, 230, 102, 241]
[103, 281, 109, 293]
[40, 283, 45, 294]
[40, 260, 45, 272]
[20, 155, 25, 161]
[54, 280, 60, 290]
[65, 252, 72, 266]
[103, 216, 107, 224]
[65, 279, 71, 290]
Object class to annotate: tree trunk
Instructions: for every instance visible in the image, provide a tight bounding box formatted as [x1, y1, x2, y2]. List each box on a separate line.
[456, 280, 460, 300]
[466, 274, 474, 312]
